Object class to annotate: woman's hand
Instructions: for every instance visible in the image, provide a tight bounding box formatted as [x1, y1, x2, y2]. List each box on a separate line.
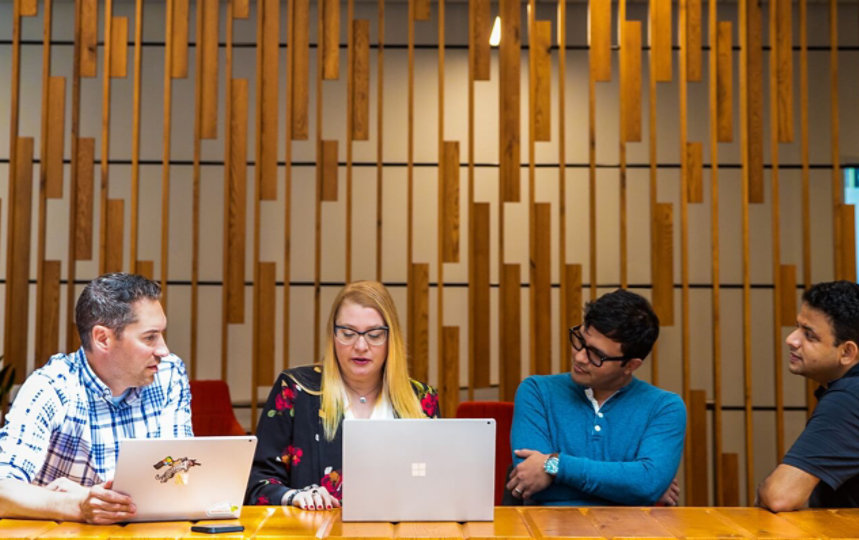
[287, 485, 341, 511]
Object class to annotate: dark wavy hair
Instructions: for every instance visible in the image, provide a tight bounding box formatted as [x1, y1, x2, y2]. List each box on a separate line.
[802, 280, 859, 346]
[583, 289, 660, 361]
[75, 273, 162, 351]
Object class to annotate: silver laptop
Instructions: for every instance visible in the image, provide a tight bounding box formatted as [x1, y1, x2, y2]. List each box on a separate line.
[342, 418, 495, 522]
[112, 436, 257, 522]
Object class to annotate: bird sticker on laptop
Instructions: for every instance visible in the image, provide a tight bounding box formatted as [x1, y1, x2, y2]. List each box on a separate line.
[153, 456, 201, 485]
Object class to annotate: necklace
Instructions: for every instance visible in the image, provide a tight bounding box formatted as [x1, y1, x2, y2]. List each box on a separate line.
[349, 383, 381, 405]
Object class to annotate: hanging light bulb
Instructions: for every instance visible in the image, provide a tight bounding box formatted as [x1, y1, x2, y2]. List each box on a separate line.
[489, 15, 501, 47]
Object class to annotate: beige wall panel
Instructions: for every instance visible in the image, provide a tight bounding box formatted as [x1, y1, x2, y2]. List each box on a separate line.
[105, 199, 124, 273]
[686, 142, 703, 204]
[621, 21, 641, 142]
[687, 0, 702, 81]
[533, 20, 552, 143]
[200, 0, 219, 139]
[500, 264, 521, 401]
[259, 0, 280, 201]
[172, 0, 189, 78]
[747, 0, 764, 204]
[470, 0, 490, 81]
[110, 17, 128, 78]
[441, 326, 459, 418]
[45, 77, 66, 199]
[441, 141, 460, 263]
[352, 20, 370, 141]
[35, 260, 61, 369]
[320, 140, 339, 202]
[227, 79, 248, 324]
[322, 0, 340, 80]
[409, 263, 430, 384]
[531, 203, 551, 375]
[650, 0, 672, 82]
[471, 203, 490, 389]
[80, 0, 98, 78]
[589, 0, 611, 82]
[499, 0, 520, 202]
[74, 138, 95, 261]
[292, 0, 310, 140]
[716, 21, 733, 143]
[776, 0, 793, 143]
[256, 262, 277, 387]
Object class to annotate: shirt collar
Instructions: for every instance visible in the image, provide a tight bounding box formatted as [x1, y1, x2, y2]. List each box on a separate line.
[816, 362, 859, 399]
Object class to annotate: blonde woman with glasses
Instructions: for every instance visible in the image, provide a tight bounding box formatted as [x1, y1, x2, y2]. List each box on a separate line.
[245, 281, 440, 511]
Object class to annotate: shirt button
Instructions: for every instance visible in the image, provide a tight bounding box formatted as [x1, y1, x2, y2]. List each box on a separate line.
[597, 412, 604, 418]
[594, 425, 602, 432]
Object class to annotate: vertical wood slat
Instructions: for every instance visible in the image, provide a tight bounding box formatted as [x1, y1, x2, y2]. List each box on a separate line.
[838, 205, 857, 281]
[776, 0, 793, 143]
[689, 389, 709, 506]
[352, 20, 370, 140]
[621, 21, 642, 142]
[322, 0, 340, 80]
[414, 0, 430, 21]
[5, 138, 34, 381]
[74, 138, 95, 260]
[258, 0, 280, 201]
[109, 17, 127, 78]
[779, 264, 797, 327]
[320, 140, 339, 201]
[686, 142, 703, 203]
[200, 0, 219, 139]
[563, 264, 582, 371]
[590, 0, 611, 82]
[829, 0, 841, 286]
[650, 0, 672, 82]
[35, 260, 61, 369]
[136, 260, 154, 280]
[746, 0, 764, 204]
[686, 0, 702, 81]
[104, 199, 124, 273]
[533, 20, 552, 142]
[441, 326, 460, 419]
[720, 453, 740, 506]
[45, 76, 66, 198]
[500, 264, 521, 401]
[441, 141, 460, 263]
[409, 263, 430, 383]
[470, 203, 490, 389]
[652, 203, 674, 326]
[256, 262, 277, 387]
[716, 21, 734, 143]
[233, 0, 250, 18]
[171, 0, 189, 78]
[470, 0, 490, 81]
[291, 0, 310, 140]
[499, 0, 520, 202]
[80, 0, 98, 78]
[227, 79, 248, 324]
[531, 203, 551, 375]
[21, 0, 38, 16]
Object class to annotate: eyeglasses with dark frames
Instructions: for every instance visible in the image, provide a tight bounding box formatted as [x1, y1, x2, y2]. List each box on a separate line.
[334, 325, 390, 347]
[568, 325, 629, 368]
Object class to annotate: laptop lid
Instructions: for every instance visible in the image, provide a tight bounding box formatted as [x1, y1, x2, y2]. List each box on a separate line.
[341, 418, 495, 522]
[112, 436, 257, 522]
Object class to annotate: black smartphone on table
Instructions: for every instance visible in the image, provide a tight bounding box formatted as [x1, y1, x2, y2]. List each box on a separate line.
[190, 524, 245, 534]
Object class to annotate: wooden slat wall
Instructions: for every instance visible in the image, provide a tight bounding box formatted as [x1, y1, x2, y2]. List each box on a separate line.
[471, 203, 490, 389]
[716, 22, 733, 143]
[499, 0, 520, 203]
[352, 20, 369, 141]
[258, 0, 279, 201]
[441, 142, 460, 263]
[80, 0, 98, 78]
[226, 78, 248, 324]
[171, 0, 189, 78]
[45, 77, 65, 198]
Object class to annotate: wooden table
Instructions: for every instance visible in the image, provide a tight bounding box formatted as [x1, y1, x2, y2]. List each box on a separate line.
[0, 506, 851, 539]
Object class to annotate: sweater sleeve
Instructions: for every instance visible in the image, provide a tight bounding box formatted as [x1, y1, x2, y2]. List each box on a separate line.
[556, 393, 686, 505]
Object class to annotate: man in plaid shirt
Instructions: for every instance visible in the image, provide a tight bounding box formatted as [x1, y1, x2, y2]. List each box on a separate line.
[0, 273, 193, 523]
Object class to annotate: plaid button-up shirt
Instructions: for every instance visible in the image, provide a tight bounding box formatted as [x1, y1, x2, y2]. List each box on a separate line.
[0, 347, 193, 486]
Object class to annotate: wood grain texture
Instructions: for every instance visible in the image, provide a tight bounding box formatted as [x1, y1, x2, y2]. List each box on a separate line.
[716, 21, 733, 142]
[352, 20, 370, 140]
[650, 0, 672, 82]
[110, 16, 127, 78]
[80, 0, 98, 78]
[499, 0, 520, 202]
[441, 141, 460, 263]
[471, 0, 490, 81]
[686, 141, 703, 203]
[45, 76, 66, 199]
[409, 263, 430, 383]
[171, 0, 189, 78]
[441, 326, 460, 419]
[200, 0, 219, 139]
[652, 203, 674, 325]
[320, 140, 339, 202]
[533, 20, 551, 142]
[105, 199, 124, 273]
[621, 21, 641, 142]
[839, 204, 857, 281]
[74, 137, 95, 260]
[227, 78, 248, 324]
[689, 389, 709, 505]
[233, 0, 249, 19]
[291, 0, 309, 140]
[136, 260, 154, 280]
[256, 262, 276, 387]
[322, 0, 340, 80]
[500, 264, 521, 401]
[531, 203, 551, 375]
[589, 0, 611, 81]
[747, 0, 764, 204]
[776, 0, 793, 142]
[35, 260, 61, 369]
[259, 0, 280, 201]
[686, 0, 702, 81]
[563, 264, 582, 371]
[470, 203, 490, 389]
[779, 264, 797, 327]
[414, 0, 430, 21]
[21, 0, 38, 16]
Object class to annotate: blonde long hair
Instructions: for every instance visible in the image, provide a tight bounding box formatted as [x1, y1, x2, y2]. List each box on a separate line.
[320, 281, 424, 440]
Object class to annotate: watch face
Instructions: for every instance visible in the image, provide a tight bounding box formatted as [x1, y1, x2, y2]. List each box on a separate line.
[545, 456, 559, 476]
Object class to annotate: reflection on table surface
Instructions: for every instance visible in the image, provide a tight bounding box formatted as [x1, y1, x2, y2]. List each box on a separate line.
[0, 506, 854, 539]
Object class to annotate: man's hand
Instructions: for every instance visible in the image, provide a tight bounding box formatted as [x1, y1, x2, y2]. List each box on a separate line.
[657, 478, 680, 506]
[506, 449, 554, 500]
[78, 480, 137, 524]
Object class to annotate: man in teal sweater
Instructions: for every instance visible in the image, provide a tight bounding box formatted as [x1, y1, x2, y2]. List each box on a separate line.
[507, 289, 686, 505]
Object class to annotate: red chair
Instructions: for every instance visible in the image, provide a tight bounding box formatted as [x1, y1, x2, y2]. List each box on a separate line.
[189, 380, 246, 436]
[455, 401, 515, 505]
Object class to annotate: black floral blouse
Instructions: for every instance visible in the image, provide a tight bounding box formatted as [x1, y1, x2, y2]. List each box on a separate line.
[245, 365, 440, 505]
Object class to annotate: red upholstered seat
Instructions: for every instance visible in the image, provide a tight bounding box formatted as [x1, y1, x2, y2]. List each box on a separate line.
[455, 401, 515, 505]
[189, 380, 246, 436]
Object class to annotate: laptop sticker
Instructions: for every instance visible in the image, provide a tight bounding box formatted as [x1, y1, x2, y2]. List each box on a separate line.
[153, 456, 201, 484]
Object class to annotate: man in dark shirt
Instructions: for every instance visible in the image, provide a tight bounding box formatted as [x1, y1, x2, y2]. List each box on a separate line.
[757, 280, 859, 511]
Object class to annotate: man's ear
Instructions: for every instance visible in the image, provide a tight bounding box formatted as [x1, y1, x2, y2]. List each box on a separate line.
[623, 358, 643, 374]
[840, 340, 859, 366]
[90, 325, 114, 353]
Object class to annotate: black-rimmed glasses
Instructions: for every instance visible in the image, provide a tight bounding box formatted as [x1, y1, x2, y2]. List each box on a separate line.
[334, 325, 389, 347]
[568, 325, 629, 367]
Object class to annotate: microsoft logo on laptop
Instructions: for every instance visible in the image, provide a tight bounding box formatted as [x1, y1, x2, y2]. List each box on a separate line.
[411, 462, 426, 477]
